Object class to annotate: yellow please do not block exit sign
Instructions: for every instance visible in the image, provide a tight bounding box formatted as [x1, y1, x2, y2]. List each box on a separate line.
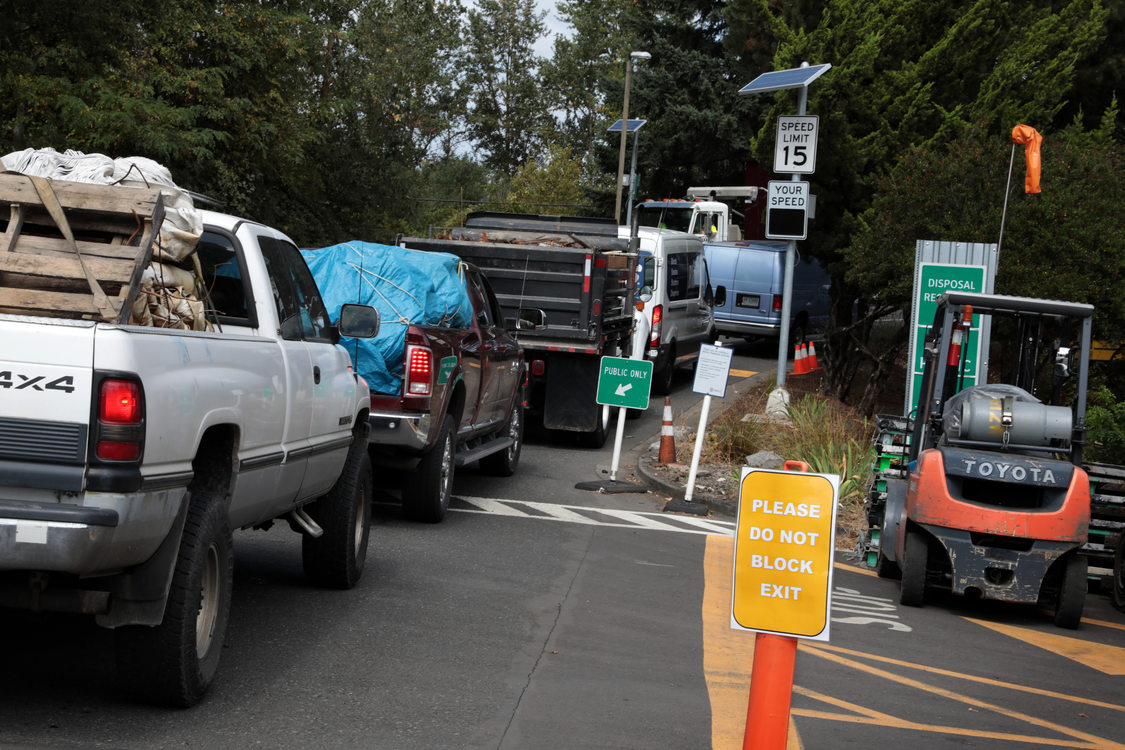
[731, 467, 839, 641]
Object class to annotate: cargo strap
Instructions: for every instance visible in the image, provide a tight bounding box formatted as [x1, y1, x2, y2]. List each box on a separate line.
[28, 175, 119, 321]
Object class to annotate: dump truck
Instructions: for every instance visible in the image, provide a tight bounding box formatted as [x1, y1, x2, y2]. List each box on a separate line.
[399, 212, 637, 448]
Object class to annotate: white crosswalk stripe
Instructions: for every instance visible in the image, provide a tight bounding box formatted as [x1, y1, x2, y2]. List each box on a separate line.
[454, 496, 736, 536]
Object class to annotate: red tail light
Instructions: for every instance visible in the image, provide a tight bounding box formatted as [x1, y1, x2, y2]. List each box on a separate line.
[97, 378, 143, 461]
[405, 345, 433, 396]
[531, 359, 546, 376]
[649, 304, 663, 349]
[772, 294, 782, 312]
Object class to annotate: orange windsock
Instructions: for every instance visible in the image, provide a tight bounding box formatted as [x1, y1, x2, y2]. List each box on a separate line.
[1011, 124, 1042, 194]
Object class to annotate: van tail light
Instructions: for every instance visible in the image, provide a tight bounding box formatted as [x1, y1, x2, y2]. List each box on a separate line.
[649, 304, 663, 349]
[531, 359, 546, 376]
[772, 294, 783, 312]
[96, 378, 144, 461]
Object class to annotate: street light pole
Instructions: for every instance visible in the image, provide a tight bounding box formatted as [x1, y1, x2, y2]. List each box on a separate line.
[615, 51, 650, 224]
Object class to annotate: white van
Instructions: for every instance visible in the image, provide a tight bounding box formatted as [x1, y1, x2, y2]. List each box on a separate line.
[623, 227, 715, 395]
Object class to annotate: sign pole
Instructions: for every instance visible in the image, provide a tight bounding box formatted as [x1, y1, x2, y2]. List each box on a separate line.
[743, 632, 798, 750]
[609, 406, 628, 481]
[775, 85, 809, 390]
[683, 395, 711, 504]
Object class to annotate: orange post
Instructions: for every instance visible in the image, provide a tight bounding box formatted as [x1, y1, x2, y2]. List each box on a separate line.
[742, 457, 808, 749]
[743, 633, 799, 749]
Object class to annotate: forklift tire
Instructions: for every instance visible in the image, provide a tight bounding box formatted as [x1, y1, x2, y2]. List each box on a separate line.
[1053, 553, 1087, 629]
[876, 546, 902, 580]
[900, 530, 927, 607]
[1114, 537, 1125, 613]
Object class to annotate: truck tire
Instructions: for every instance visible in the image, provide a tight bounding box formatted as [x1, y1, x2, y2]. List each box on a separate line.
[114, 490, 233, 707]
[1053, 553, 1087, 629]
[899, 530, 928, 607]
[580, 403, 611, 449]
[302, 440, 373, 589]
[1114, 536, 1125, 613]
[480, 400, 524, 476]
[404, 414, 455, 522]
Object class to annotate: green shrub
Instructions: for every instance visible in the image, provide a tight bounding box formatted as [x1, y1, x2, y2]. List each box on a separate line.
[1087, 386, 1125, 463]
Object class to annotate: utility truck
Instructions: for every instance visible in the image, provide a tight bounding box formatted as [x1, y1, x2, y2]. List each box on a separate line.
[634, 186, 761, 242]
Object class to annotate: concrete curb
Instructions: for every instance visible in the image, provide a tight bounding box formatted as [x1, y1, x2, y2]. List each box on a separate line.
[632, 368, 777, 518]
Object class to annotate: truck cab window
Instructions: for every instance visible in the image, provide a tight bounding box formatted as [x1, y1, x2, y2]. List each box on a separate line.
[196, 231, 251, 324]
[259, 235, 332, 342]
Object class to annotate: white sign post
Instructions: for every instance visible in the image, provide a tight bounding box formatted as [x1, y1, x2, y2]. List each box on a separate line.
[666, 344, 735, 515]
[774, 115, 819, 174]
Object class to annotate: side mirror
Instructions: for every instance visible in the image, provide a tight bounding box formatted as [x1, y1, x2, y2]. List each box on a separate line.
[337, 303, 380, 339]
[516, 308, 547, 331]
[704, 284, 714, 306]
[713, 285, 726, 308]
[638, 284, 653, 302]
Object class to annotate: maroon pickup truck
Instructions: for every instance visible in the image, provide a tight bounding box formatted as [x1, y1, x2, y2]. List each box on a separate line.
[304, 243, 525, 523]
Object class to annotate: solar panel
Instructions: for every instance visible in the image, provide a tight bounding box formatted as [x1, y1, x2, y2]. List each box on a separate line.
[739, 64, 831, 95]
[607, 119, 647, 133]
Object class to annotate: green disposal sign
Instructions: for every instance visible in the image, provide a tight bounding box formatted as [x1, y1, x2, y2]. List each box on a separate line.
[907, 263, 986, 416]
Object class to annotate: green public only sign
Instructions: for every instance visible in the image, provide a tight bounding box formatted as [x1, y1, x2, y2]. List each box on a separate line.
[596, 356, 653, 410]
[907, 263, 986, 416]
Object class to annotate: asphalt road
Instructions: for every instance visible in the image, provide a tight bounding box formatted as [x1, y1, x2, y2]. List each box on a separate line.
[2, 339, 1123, 749]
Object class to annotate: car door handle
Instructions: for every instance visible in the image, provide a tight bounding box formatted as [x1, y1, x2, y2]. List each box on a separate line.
[314, 365, 321, 385]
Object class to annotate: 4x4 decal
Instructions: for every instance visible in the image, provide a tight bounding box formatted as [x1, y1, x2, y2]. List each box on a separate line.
[0, 371, 76, 393]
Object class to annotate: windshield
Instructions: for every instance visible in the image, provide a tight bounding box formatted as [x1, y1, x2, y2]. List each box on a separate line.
[636, 205, 694, 232]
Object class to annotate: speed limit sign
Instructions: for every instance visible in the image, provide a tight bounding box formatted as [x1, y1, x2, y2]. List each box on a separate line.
[774, 115, 819, 174]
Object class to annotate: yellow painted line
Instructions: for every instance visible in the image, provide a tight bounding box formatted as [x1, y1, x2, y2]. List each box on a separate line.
[792, 686, 1109, 748]
[799, 644, 1125, 749]
[964, 617, 1125, 675]
[704, 535, 802, 749]
[1084, 616, 1125, 633]
[833, 560, 879, 578]
[729, 368, 757, 378]
[803, 642, 1125, 714]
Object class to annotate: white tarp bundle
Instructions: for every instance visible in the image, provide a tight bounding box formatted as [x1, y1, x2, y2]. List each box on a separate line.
[2, 147, 207, 329]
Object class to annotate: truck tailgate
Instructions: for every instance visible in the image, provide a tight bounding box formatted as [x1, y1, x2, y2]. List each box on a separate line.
[0, 319, 94, 463]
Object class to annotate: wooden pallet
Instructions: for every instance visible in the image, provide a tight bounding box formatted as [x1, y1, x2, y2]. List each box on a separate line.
[0, 173, 165, 321]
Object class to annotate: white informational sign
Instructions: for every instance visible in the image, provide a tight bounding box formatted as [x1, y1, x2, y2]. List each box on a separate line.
[765, 180, 810, 240]
[774, 115, 819, 174]
[693, 343, 734, 398]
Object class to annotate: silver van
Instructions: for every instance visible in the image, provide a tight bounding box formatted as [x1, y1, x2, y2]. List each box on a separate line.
[704, 240, 830, 343]
[625, 227, 715, 395]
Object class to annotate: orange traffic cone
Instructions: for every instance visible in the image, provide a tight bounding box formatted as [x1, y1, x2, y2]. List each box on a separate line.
[793, 344, 807, 374]
[658, 396, 678, 464]
[806, 341, 819, 371]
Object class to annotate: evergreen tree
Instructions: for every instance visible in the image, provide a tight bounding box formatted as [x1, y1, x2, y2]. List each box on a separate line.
[462, 0, 551, 176]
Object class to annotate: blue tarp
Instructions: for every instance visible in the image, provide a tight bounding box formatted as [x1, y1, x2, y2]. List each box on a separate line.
[302, 242, 473, 395]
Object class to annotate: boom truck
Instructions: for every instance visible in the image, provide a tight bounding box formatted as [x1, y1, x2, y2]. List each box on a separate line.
[398, 212, 637, 448]
[863, 291, 1099, 628]
[634, 186, 761, 242]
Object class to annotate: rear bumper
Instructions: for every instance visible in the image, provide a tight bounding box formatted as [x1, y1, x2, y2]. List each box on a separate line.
[715, 317, 780, 337]
[368, 410, 431, 452]
[921, 524, 1077, 603]
[0, 488, 186, 574]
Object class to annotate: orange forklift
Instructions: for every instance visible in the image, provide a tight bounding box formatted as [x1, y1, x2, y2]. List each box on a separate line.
[866, 291, 1093, 628]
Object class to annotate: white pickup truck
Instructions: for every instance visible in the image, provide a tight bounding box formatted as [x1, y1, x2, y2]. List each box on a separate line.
[0, 174, 378, 706]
